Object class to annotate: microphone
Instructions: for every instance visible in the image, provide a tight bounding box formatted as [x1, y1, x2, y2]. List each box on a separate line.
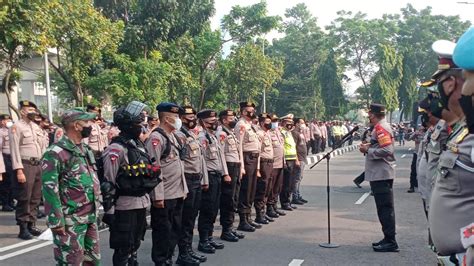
[337, 125, 359, 147]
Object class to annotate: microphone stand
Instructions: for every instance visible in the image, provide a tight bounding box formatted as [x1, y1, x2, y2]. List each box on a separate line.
[310, 134, 353, 248]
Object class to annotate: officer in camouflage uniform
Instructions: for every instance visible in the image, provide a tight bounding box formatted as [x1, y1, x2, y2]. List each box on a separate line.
[102, 101, 161, 265]
[41, 108, 101, 265]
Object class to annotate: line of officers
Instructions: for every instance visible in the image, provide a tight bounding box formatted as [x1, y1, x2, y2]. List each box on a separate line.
[12, 97, 311, 265]
[403, 34, 474, 264]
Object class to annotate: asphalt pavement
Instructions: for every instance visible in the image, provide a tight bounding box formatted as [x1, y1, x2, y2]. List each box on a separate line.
[0, 144, 438, 266]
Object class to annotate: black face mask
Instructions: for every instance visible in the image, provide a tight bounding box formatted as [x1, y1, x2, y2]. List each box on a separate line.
[421, 113, 429, 128]
[184, 118, 197, 129]
[286, 124, 294, 130]
[27, 112, 37, 121]
[459, 95, 474, 133]
[263, 123, 272, 130]
[432, 108, 443, 119]
[438, 81, 454, 110]
[209, 122, 218, 131]
[229, 120, 237, 129]
[81, 126, 93, 138]
[128, 124, 143, 139]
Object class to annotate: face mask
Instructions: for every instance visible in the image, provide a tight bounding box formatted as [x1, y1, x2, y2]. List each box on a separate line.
[271, 122, 278, 129]
[421, 113, 429, 128]
[171, 117, 182, 131]
[459, 95, 474, 133]
[263, 123, 272, 130]
[431, 108, 443, 119]
[438, 81, 454, 110]
[245, 111, 254, 119]
[6, 121, 13, 128]
[229, 120, 237, 129]
[81, 126, 93, 138]
[184, 118, 197, 129]
[286, 124, 294, 130]
[129, 124, 143, 139]
[207, 122, 218, 131]
[26, 112, 37, 121]
[300, 124, 306, 129]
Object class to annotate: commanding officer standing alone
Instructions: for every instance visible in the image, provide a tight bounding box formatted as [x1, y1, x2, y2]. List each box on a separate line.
[9, 100, 44, 240]
[41, 108, 101, 265]
[102, 101, 161, 265]
[146, 103, 188, 266]
[359, 103, 398, 252]
[235, 102, 261, 232]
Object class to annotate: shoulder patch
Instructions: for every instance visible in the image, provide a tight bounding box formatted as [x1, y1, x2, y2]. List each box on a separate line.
[375, 124, 393, 147]
[152, 138, 160, 147]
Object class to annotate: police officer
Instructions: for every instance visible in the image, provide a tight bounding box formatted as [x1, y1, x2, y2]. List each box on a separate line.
[146, 103, 188, 266]
[359, 103, 397, 252]
[279, 115, 299, 211]
[266, 114, 286, 218]
[254, 113, 274, 224]
[9, 100, 44, 239]
[217, 110, 245, 241]
[429, 35, 474, 262]
[197, 109, 228, 254]
[102, 101, 161, 265]
[84, 104, 107, 159]
[0, 114, 14, 211]
[175, 105, 208, 265]
[291, 117, 308, 205]
[41, 108, 101, 265]
[235, 101, 261, 232]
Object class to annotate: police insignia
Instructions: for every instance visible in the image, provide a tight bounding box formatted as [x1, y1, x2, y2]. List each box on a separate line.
[375, 124, 392, 147]
[152, 138, 160, 147]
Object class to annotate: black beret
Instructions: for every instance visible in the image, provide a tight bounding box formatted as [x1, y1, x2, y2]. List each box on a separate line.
[19, 100, 37, 109]
[239, 101, 256, 109]
[0, 114, 11, 120]
[258, 113, 272, 122]
[197, 109, 217, 119]
[180, 105, 196, 115]
[219, 109, 236, 118]
[156, 102, 183, 114]
[369, 103, 386, 115]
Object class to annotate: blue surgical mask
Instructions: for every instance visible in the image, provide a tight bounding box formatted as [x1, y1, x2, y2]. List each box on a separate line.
[271, 122, 278, 129]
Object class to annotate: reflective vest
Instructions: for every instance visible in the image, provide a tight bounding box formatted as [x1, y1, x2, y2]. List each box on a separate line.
[281, 129, 297, 160]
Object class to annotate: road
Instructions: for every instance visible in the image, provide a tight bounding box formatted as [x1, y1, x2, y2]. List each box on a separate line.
[0, 144, 437, 265]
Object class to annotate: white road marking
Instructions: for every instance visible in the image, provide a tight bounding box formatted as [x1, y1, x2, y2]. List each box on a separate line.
[0, 239, 39, 253]
[0, 241, 52, 261]
[401, 154, 407, 158]
[289, 259, 305, 266]
[408, 147, 413, 151]
[355, 192, 371, 205]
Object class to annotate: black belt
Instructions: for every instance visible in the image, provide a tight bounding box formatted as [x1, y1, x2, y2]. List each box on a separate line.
[260, 158, 273, 163]
[2, 153, 11, 158]
[22, 158, 41, 166]
[185, 173, 202, 180]
[226, 162, 241, 167]
[243, 152, 259, 159]
[208, 170, 222, 176]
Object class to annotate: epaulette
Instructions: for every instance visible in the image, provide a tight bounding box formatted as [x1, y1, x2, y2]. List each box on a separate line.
[455, 127, 469, 144]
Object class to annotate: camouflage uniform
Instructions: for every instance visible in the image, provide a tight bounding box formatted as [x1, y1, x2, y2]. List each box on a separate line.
[41, 136, 101, 265]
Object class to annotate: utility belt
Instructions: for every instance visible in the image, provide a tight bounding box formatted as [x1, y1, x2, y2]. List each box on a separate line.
[243, 152, 259, 160]
[116, 163, 161, 197]
[208, 170, 222, 177]
[185, 173, 202, 181]
[226, 162, 241, 168]
[21, 156, 41, 166]
[260, 158, 274, 163]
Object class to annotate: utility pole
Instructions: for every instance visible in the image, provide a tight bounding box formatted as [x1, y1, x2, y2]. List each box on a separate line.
[44, 51, 52, 121]
[262, 39, 266, 113]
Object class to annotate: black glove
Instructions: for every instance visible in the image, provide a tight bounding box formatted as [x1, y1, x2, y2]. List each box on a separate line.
[102, 213, 115, 227]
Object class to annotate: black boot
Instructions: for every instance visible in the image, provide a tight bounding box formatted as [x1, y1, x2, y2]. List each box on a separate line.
[36, 208, 46, 219]
[266, 205, 279, 218]
[373, 239, 399, 252]
[255, 211, 269, 224]
[198, 231, 216, 254]
[186, 245, 207, 263]
[176, 251, 201, 266]
[2, 204, 14, 212]
[281, 203, 293, 211]
[264, 214, 274, 222]
[231, 229, 245, 239]
[208, 236, 225, 249]
[28, 222, 44, 237]
[128, 250, 139, 266]
[237, 213, 255, 232]
[221, 229, 239, 242]
[18, 223, 33, 240]
[274, 205, 286, 216]
[247, 214, 262, 229]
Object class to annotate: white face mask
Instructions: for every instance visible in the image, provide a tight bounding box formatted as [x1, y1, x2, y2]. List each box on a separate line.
[6, 121, 13, 128]
[271, 122, 279, 129]
[171, 117, 182, 130]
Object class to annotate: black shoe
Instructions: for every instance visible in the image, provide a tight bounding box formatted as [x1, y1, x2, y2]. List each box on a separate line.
[291, 199, 304, 205]
[165, 258, 173, 266]
[237, 222, 255, 232]
[255, 215, 269, 225]
[264, 214, 274, 222]
[198, 241, 215, 254]
[275, 208, 286, 216]
[231, 229, 245, 239]
[36, 209, 46, 219]
[266, 206, 279, 218]
[373, 241, 399, 252]
[289, 204, 298, 209]
[299, 198, 308, 203]
[187, 246, 207, 263]
[208, 237, 225, 249]
[18, 223, 33, 240]
[2, 205, 14, 212]
[220, 231, 239, 242]
[353, 180, 362, 188]
[249, 220, 262, 229]
[176, 253, 201, 265]
[372, 238, 387, 247]
[27, 222, 44, 237]
[407, 188, 415, 193]
[281, 204, 293, 211]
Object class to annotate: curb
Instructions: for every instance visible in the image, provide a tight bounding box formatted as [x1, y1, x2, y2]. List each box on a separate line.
[305, 144, 359, 165]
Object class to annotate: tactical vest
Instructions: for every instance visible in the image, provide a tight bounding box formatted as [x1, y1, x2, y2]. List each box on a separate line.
[111, 136, 161, 197]
[282, 129, 297, 160]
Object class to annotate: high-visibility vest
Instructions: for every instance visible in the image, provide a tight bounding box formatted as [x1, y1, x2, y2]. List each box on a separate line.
[281, 129, 297, 160]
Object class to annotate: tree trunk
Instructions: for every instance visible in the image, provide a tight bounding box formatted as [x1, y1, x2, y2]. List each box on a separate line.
[399, 107, 404, 123]
[198, 67, 206, 110]
[2, 70, 19, 118]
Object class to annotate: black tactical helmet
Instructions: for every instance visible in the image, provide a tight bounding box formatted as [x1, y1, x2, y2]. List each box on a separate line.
[113, 101, 151, 125]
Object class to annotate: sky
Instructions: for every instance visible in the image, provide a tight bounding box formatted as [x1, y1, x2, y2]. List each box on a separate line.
[210, 0, 474, 94]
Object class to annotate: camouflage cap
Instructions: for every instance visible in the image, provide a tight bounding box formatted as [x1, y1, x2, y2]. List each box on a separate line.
[61, 108, 97, 126]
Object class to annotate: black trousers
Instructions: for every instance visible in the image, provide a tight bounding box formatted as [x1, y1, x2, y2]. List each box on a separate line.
[312, 136, 321, 154]
[353, 172, 365, 185]
[0, 154, 14, 206]
[238, 152, 258, 214]
[110, 208, 147, 265]
[370, 179, 396, 241]
[220, 162, 241, 230]
[254, 160, 273, 213]
[280, 160, 296, 205]
[178, 174, 202, 251]
[267, 168, 283, 206]
[409, 153, 418, 189]
[198, 172, 221, 240]
[321, 137, 326, 152]
[15, 161, 42, 224]
[151, 198, 183, 265]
